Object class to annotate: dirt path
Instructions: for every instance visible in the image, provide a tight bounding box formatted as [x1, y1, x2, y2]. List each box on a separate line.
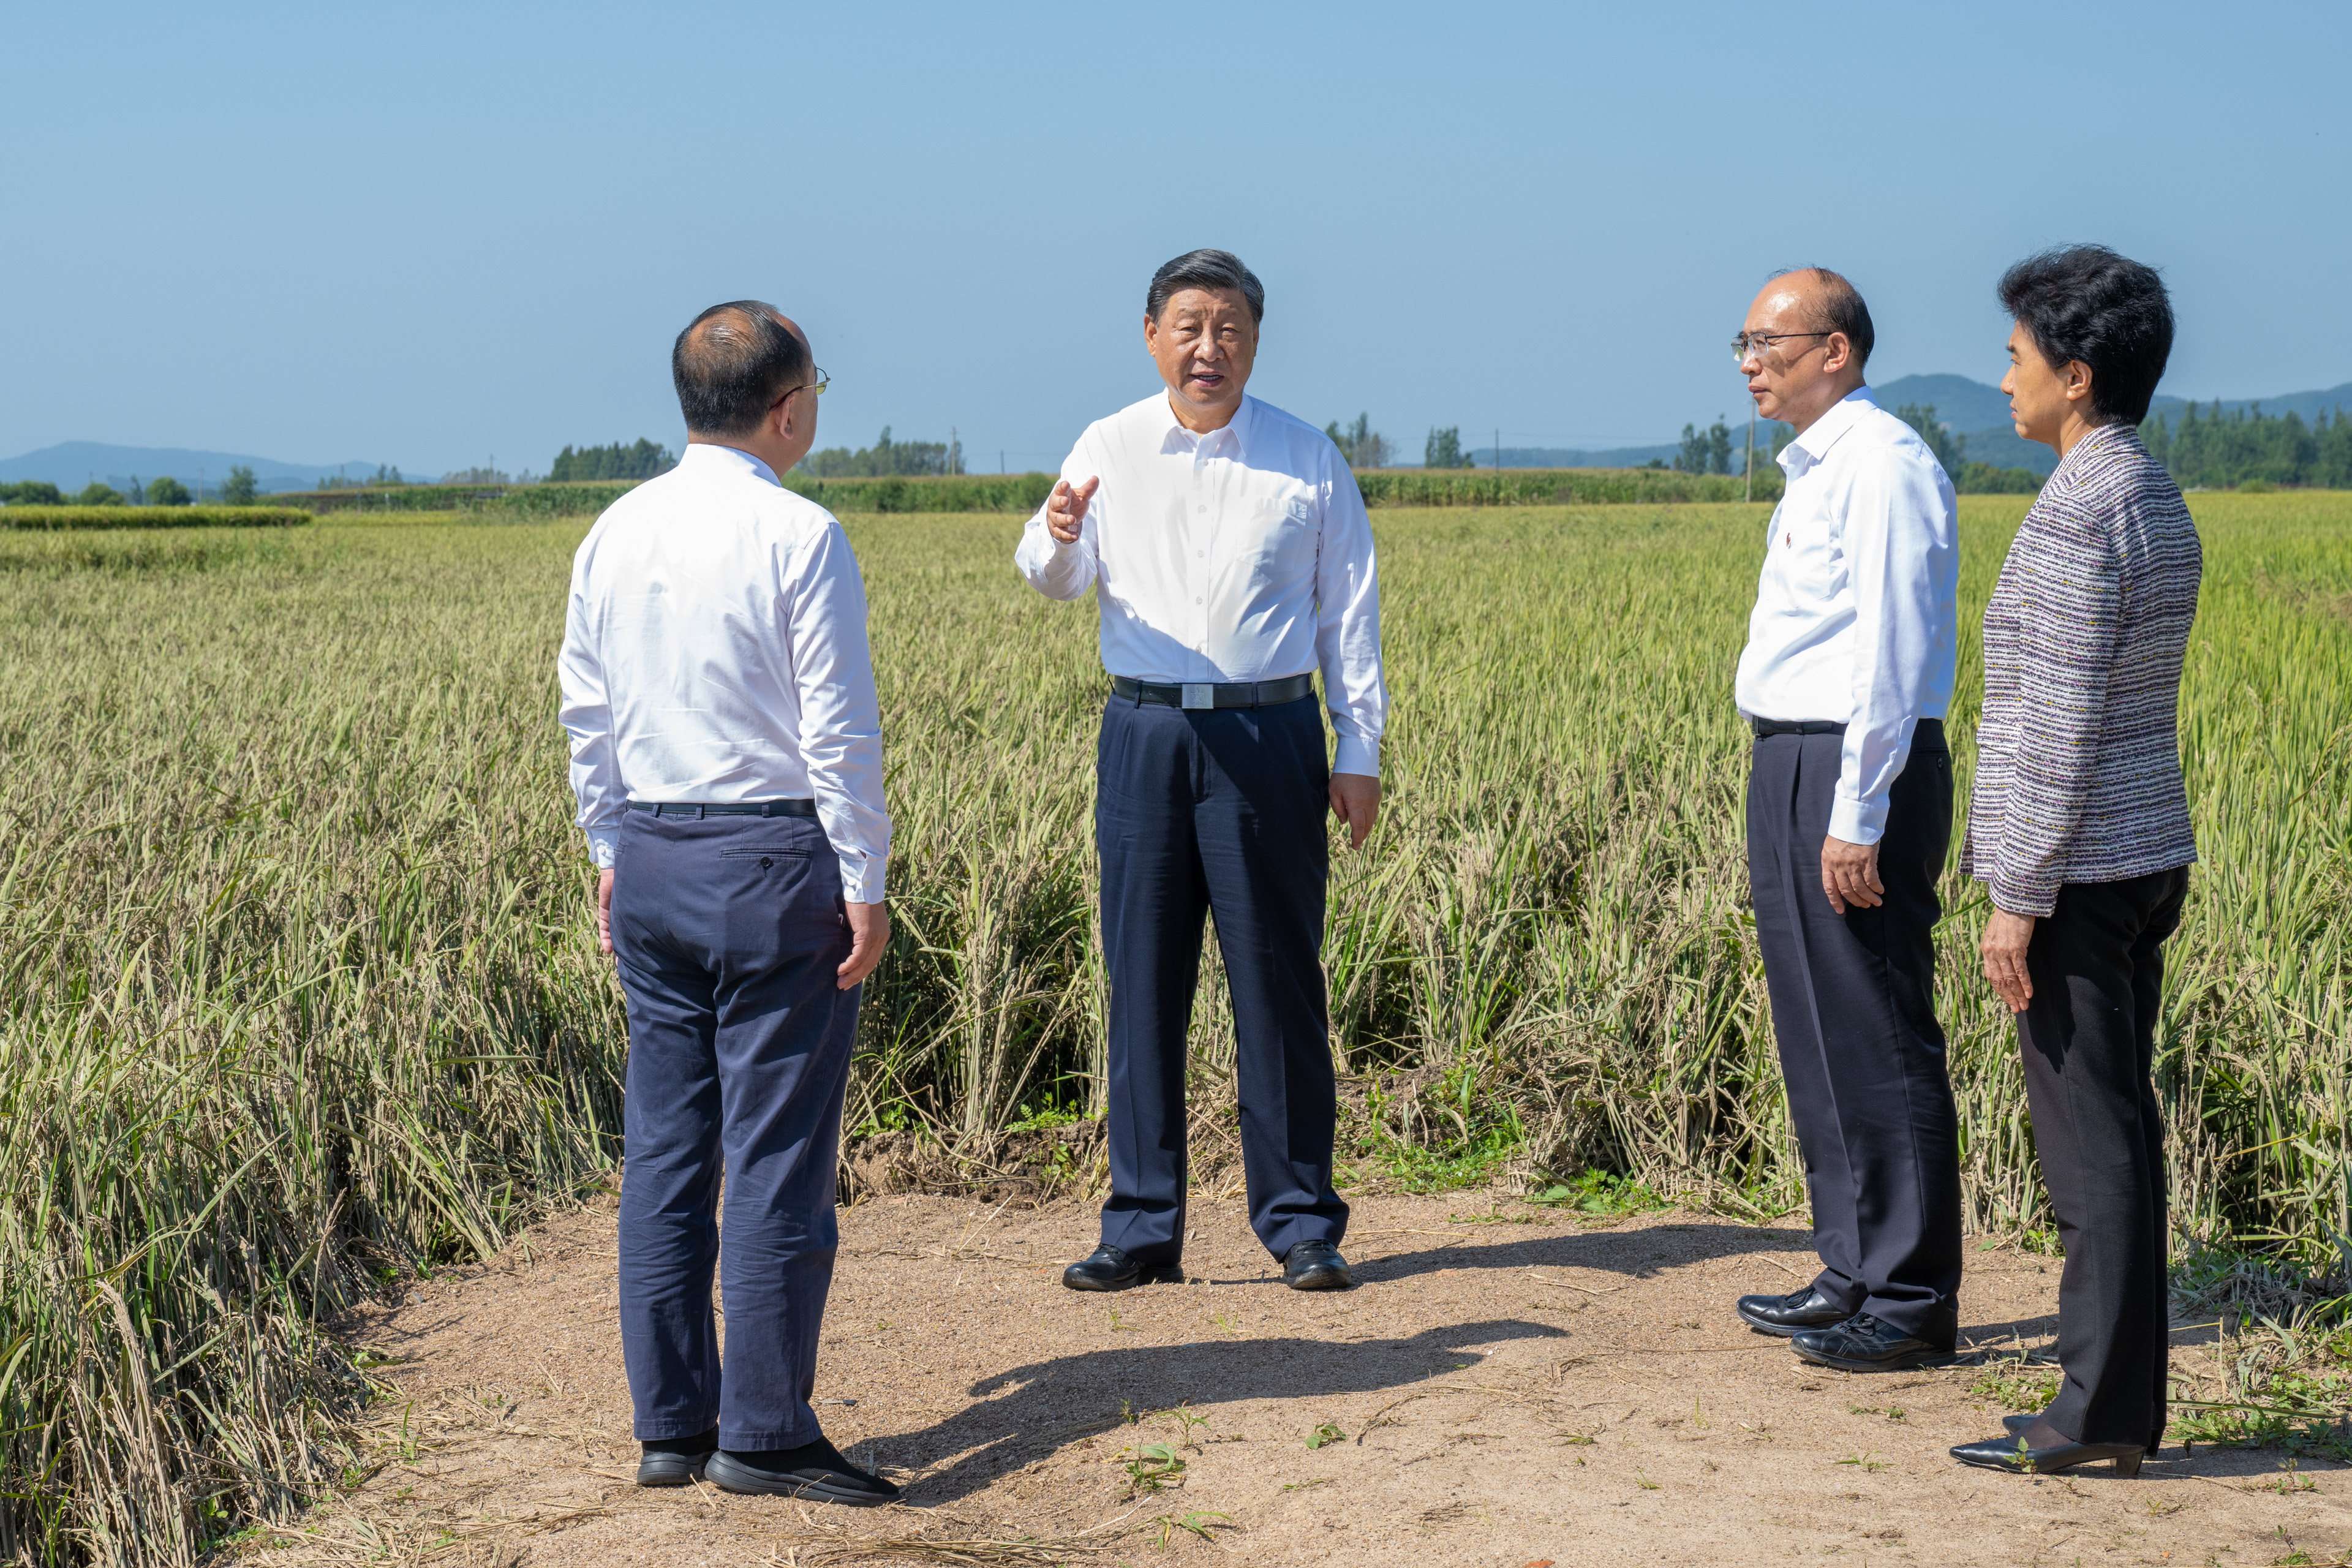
[252, 1193, 2350, 1567]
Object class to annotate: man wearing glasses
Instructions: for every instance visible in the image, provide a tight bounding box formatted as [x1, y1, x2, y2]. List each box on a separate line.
[559, 301, 899, 1503]
[1017, 249, 1386, 1295]
[1727, 269, 1964, 1373]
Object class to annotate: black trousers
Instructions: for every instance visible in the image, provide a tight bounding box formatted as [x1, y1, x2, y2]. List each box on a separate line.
[1747, 726, 1961, 1344]
[1094, 693, 1347, 1264]
[2018, 865, 2188, 1447]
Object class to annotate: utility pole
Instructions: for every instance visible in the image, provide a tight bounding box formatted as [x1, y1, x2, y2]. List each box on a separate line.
[1745, 409, 1755, 503]
[1494, 428, 1501, 470]
[951, 426, 959, 476]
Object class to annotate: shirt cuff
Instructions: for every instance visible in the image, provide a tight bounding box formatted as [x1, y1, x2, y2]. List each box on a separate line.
[839, 858, 886, 904]
[1332, 736, 1380, 778]
[1991, 876, 2059, 920]
[587, 831, 617, 869]
[1826, 794, 1886, 846]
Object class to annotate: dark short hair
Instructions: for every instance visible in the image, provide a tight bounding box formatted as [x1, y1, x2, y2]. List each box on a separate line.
[1146, 249, 1264, 323]
[1771, 266, 1875, 372]
[672, 301, 811, 436]
[1997, 246, 2174, 426]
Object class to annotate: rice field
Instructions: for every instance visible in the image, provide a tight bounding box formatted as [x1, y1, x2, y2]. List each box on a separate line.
[1, 492, 2346, 1562]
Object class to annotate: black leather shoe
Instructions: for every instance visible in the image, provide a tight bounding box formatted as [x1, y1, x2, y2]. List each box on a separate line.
[2002, 1412, 2165, 1457]
[1789, 1311, 1951, 1371]
[1951, 1431, 2144, 1477]
[705, 1438, 902, 1506]
[636, 1428, 717, 1487]
[1282, 1240, 1354, 1291]
[1736, 1285, 1852, 1336]
[1061, 1243, 1183, 1292]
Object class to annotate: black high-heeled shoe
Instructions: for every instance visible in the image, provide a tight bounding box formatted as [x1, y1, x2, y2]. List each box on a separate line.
[2000, 1414, 2164, 1457]
[1951, 1431, 2144, 1476]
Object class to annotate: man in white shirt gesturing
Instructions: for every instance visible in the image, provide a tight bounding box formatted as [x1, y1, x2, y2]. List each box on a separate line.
[559, 301, 898, 1504]
[1727, 268, 1964, 1372]
[1016, 250, 1387, 1295]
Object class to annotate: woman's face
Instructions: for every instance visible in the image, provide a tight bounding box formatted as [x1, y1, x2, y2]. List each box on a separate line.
[2000, 320, 2092, 450]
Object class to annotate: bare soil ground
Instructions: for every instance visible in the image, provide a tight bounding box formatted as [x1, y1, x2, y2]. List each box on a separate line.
[249, 1193, 2350, 1568]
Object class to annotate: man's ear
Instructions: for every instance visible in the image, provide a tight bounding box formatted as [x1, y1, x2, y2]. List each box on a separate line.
[1822, 332, 1852, 375]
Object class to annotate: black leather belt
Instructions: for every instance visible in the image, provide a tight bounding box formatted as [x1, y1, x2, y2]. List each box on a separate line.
[626, 799, 818, 818]
[1111, 673, 1314, 710]
[1750, 718, 1945, 744]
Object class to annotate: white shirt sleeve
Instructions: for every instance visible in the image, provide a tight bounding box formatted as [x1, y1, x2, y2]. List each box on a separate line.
[1012, 433, 1101, 600]
[556, 541, 623, 868]
[1833, 448, 1956, 843]
[1315, 464, 1387, 777]
[786, 521, 892, 903]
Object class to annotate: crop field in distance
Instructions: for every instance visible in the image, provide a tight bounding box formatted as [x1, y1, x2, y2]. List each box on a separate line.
[1, 492, 2346, 1562]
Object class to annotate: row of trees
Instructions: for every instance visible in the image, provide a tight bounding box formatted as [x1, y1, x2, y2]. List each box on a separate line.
[2141, 402, 2352, 489]
[0, 465, 263, 506]
[549, 440, 675, 482]
[1322, 413, 1395, 469]
[799, 427, 963, 478]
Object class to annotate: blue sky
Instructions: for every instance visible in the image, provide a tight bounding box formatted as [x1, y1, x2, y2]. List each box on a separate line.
[3, 1, 2345, 475]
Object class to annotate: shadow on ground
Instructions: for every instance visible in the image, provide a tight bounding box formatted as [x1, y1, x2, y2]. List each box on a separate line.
[878, 1318, 1566, 1504]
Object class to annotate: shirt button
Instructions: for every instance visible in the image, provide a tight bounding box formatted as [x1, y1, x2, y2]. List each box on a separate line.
[1196, 505, 1206, 514]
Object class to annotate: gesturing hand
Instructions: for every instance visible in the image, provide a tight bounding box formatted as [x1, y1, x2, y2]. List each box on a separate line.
[1046, 477, 1099, 543]
[1820, 834, 1883, 914]
[839, 900, 890, 990]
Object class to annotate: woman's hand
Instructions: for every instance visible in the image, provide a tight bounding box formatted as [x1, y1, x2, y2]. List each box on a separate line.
[1981, 908, 2037, 1014]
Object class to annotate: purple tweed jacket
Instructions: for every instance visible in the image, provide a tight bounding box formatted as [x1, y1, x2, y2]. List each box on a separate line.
[1960, 423, 2202, 918]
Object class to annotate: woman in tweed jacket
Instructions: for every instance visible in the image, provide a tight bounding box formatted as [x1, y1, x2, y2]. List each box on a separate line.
[1950, 247, 2202, 1479]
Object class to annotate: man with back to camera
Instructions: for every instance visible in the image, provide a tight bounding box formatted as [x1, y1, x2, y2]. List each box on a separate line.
[558, 301, 900, 1503]
[1727, 268, 1964, 1371]
[1016, 249, 1387, 1295]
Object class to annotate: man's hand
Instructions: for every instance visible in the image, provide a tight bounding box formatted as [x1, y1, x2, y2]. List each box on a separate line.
[1820, 834, 1883, 913]
[1329, 773, 1381, 850]
[1045, 477, 1099, 543]
[597, 868, 616, 957]
[1981, 908, 2037, 1014]
[839, 900, 890, 990]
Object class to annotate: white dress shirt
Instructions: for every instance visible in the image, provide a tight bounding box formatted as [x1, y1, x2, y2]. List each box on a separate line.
[1012, 393, 1387, 776]
[1733, 388, 1958, 845]
[557, 442, 891, 901]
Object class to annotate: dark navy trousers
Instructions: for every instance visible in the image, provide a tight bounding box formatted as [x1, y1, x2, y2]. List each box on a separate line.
[1095, 693, 1348, 1264]
[610, 809, 857, 1449]
[1747, 726, 1962, 1345]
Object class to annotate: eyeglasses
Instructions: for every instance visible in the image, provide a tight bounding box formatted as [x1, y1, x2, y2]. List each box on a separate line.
[777, 368, 830, 405]
[1731, 331, 1830, 366]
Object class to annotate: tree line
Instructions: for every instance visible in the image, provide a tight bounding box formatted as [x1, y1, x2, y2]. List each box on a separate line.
[2140, 402, 2352, 490]
[798, 428, 963, 478]
[0, 466, 263, 506]
[549, 440, 676, 482]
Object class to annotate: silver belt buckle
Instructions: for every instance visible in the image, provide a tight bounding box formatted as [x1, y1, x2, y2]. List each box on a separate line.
[1181, 683, 1216, 710]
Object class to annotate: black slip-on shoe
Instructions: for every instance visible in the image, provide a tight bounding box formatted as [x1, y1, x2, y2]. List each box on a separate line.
[1061, 1243, 1183, 1292]
[636, 1429, 718, 1487]
[1282, 1240, 1354, 1291]
[1735, 1285, 1852, 1336]
[1789, 1312, 1951, 1372]
[705, 1439, 902, 1506]
[2002, 1412, 2165, 1457]
[1950, 1432, 2144, 1477]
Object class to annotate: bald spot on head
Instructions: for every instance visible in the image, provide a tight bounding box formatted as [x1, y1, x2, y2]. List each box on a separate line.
[671, 300, 810, 436]
[1758, 266, 1874, 371]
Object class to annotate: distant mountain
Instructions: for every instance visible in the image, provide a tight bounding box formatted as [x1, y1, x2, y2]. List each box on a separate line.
[0, 441, 403, 496]
[1871, 374, 2352, 479]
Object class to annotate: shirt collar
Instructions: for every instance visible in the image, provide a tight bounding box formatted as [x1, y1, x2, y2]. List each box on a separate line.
[680, 440, 782, 487]
[1778, 386, 1877, 475]
[1155, 393, 1253, 464]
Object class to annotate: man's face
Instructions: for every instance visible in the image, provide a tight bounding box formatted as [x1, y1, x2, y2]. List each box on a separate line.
[1145, 288, 1258, 425]
[1738, 283, 1837, 424]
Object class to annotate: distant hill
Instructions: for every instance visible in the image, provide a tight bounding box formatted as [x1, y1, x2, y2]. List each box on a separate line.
[0, 441, 402, 496]
[1872, 374, 2352, 478]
